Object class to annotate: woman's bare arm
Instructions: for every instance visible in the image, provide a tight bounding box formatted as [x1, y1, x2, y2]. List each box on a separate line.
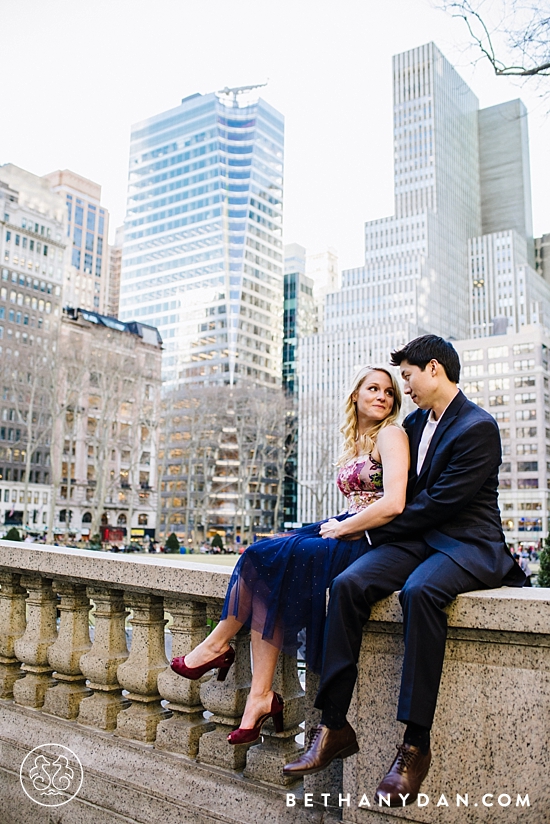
[320, 426, 409, 540]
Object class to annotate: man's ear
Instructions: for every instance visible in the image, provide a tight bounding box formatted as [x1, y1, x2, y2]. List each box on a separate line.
[430, 359, 439, 376]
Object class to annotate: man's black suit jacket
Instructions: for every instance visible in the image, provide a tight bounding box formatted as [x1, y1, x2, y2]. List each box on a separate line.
[369, 390, 525, 588]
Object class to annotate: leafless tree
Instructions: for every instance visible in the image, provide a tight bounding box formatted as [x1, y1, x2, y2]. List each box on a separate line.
[159, 383, 290, 545]
[297, 391, 342, 523]
[438, 1, 550, 80]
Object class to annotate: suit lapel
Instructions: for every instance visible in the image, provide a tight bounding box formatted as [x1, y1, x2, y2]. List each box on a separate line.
[415, 391, 467, 486]
[409, 409, 429, 480]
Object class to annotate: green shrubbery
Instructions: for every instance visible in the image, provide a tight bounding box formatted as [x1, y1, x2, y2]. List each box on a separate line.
[165, 533, 180, 553]
[537, 532, 550, 588]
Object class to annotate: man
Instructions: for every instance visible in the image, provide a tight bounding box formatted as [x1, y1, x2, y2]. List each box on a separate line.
[283, 335, 524, 804]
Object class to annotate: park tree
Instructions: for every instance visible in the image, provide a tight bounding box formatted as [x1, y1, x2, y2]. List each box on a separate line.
[165, 532, 180, 553]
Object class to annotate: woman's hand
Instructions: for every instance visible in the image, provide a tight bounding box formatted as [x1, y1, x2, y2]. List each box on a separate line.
[320, 518, 344, 539]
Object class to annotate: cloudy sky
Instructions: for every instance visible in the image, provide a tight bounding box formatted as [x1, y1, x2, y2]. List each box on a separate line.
[2, 0, 548, 270]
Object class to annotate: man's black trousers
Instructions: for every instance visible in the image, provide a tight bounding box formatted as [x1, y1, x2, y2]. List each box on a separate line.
[314, 542, 485, 728]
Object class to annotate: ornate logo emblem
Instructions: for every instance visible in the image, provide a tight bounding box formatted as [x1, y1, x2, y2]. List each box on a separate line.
[20, 743, 83, 807]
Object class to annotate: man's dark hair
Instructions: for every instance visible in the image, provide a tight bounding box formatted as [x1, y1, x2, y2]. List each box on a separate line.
[390, 335, 460, 383]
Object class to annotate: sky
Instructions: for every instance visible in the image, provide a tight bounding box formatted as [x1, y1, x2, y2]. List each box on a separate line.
[1, 0, 549, 271]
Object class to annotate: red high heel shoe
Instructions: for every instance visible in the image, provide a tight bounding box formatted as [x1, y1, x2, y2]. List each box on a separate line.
[227, 692, 284, 745]
[170, 645, 235, 682]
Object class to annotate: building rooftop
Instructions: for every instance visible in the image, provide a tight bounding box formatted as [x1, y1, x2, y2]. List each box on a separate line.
[63, 306, 163, 347]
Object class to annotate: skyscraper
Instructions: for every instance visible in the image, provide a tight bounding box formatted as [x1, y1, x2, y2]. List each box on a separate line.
[119, 88, 284, 389]
[297, 42, 546, 523]
[44, 170, 110, 313]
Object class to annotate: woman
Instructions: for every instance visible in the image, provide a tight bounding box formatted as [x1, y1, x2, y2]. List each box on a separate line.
[171, 366, 409, 744]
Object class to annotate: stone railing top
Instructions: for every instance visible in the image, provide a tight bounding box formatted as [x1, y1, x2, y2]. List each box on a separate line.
[0, 540, 234, 600]
[0, 540, 549, 633]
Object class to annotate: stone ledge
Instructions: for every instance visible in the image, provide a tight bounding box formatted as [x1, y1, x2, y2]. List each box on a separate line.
[0, 701, 320, 824]
[1, 541, 549, 634]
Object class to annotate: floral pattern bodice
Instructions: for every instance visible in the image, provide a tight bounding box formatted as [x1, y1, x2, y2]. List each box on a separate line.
[336, 454, 384, 514]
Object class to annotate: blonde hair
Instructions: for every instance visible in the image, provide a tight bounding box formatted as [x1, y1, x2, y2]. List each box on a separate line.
[337, 366, 402, 466]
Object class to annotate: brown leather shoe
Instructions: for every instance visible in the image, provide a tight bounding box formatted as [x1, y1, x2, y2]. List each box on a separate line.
[374, 743, 431, 806]
[282, 722, 359, 778]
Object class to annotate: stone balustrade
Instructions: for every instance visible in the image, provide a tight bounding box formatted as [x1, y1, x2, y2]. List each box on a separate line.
[0, 540, 548, 824]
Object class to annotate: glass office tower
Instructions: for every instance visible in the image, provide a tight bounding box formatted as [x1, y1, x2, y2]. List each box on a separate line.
[119, 89, 284, 389]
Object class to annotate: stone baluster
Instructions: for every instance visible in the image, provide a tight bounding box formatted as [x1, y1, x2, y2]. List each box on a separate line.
[198, 606, 252, 771]
[13, 574, 58, 708]
[244, 651, 305, 786]
[115, 592, 170, 742]
[155, 598, 214, 756]
[42, 581, 92, 719]
[0, 571, 27, 698]
[78, 587, 130, 731]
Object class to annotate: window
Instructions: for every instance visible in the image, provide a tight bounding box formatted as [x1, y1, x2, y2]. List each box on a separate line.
[518, 517, 542, 531]
[72, 249, 81, 268]
[513, 343, 534, 355]
[463, 349, 482, 361]
[514, 358, 535, 371]
[489, 378, 509, 391]
[515, 376, 535, 388]
[463, 364, 483, 377]
[138, 513, 148, 525]
[515, 392, 536, 405]
[463, 381, 484, 394]
[516, 409, 536, 421]
[489, 395, 508, 407]
[518, 461, 538, 472]
[75, 205, 83, 226]
[488, 346, 508, 359]
[491, 411, 510, 423]
[518, 478, 538, 488]
[500, 463, 511, 473]
[516, 444, 538, 455]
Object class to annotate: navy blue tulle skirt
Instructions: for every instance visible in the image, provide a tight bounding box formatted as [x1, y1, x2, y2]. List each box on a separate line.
[219, 515, 370, 674]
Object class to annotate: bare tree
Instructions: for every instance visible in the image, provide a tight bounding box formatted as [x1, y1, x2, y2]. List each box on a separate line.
[297, 391, 342, 523]
[158, 383, 290, 546]
[438, 1, 550, 79]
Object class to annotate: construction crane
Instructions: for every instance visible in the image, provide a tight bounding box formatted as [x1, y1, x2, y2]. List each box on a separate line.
[217, 82, 268, 105]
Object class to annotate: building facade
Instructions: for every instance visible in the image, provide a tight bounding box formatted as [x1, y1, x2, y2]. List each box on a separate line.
[297, 42, 547, 524]
[469, 229, 550, 337]
[455, 326, 550, 548]
[282, 244, 316, 525]
[0, 164, 67, 535]
[44, 170, 110, 313]
[119, 88, 284, 390]
[51, 308, 162, 544]
[107, 225, 124, 318]
[535, 233, 550, 284]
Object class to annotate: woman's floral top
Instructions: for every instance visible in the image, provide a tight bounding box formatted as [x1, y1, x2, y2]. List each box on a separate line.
[336, 454, 384, 514]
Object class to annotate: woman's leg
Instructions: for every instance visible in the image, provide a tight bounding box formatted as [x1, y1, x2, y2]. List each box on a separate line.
[183, 614, 243, 668]
[239, 629, 280, 729]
